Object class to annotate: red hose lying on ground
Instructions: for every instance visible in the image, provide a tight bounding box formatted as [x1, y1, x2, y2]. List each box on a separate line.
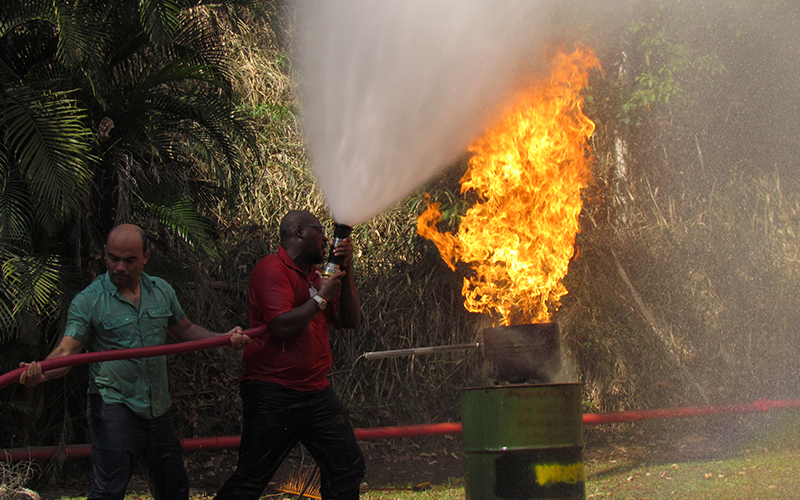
[0, 326, 269, 390]
[1, 424, 467, 461]
[4, 327, 800, 462]
[3, 399, 800, 462]
[582, 398, 800, 425]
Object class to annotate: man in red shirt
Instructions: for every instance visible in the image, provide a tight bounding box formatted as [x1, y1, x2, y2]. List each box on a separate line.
[216, 210, 364, 500]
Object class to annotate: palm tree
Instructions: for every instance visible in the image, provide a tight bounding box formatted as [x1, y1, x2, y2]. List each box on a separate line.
[0, 0, 259, 354]
[0, 5, 263, 452]
[1, 2, 98, 352]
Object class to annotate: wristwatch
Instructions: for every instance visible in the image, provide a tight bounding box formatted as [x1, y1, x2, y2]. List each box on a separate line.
[312, 294, 327, 310]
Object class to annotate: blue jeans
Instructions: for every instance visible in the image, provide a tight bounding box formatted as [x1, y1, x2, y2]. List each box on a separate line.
[86, 394, 189, 500]
[215, 381, 365, 500]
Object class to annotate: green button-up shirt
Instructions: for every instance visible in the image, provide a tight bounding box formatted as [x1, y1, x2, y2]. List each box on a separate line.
[65, 272, 186, 419]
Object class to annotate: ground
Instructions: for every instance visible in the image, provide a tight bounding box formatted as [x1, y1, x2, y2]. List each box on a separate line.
[27, 435, 466, 498]
[26, 411, 800, 498]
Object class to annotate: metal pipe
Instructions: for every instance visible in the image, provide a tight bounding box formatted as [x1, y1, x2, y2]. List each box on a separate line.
[361, 343, 481, 360]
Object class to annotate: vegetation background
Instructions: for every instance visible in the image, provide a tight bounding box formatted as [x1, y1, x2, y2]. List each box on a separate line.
[3, 0, 800, 491]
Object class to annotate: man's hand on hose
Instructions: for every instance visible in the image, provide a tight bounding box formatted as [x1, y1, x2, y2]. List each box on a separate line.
[18, 361, 45, 387]
[228, 326, 250, 351]
[18, 335, 84, 387]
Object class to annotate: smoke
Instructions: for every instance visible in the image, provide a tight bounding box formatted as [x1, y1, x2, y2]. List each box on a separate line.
[291, 0, 563, 226]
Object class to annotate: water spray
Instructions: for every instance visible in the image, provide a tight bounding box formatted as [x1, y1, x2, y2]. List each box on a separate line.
[319, 223, 352, 277]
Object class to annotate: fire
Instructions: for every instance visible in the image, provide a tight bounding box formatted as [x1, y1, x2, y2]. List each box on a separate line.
[417, 47, 599, 326]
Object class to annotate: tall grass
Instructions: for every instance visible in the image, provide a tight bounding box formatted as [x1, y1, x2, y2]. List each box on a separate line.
[174, 12, 800, 437]
[11, 9, 800, 495]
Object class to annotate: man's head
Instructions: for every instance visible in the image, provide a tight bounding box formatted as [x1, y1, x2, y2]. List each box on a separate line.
[104, 224, 149, 290]
[279, 210, 328, 266]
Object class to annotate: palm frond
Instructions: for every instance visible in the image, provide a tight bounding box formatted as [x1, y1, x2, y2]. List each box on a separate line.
[139, 56, 227, 92]
[53, 0, 107, 68]
[142, 197, 219, 259]
[0, 252, 64, 343]
[0, 168, 34, 253]
[1, 85, 95, 235]
[140, 0, 182, 47]
[0, 0, 54, 38]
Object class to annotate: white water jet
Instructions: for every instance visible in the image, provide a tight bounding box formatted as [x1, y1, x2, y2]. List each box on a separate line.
[292, 0, 559, 226]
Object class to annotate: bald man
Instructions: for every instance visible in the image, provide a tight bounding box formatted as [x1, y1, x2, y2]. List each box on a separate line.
[19, 224, 250, 500]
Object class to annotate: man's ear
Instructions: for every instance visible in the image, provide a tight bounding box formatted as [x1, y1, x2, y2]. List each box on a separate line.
[143, 249, 150, 263]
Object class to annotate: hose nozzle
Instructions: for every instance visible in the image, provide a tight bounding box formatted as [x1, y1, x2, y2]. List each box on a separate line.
[319, 223, 352, 277]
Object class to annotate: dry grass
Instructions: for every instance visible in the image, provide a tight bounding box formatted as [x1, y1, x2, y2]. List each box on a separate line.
[164, 14, 485, 438]
[1, 461, 40, 499]
[169, 11, 800, 437]
[562, 122, 800, 413]
[13, 11, 800, 491]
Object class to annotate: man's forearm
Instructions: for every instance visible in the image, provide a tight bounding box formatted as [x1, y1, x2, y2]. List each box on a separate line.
[42, 351, 72, 382]
[20, 336, 84, 387]
[178, 323, 218, 341]
[337, 272, 361, 328]
[269, 299, 319, 340]
[38, 349, 72, 381]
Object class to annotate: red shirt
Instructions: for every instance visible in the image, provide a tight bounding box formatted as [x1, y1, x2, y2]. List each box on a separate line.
[241, 247, 340, 391]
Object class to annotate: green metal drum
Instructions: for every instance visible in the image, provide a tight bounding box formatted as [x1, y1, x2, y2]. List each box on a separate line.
[461, 383, 584, 500]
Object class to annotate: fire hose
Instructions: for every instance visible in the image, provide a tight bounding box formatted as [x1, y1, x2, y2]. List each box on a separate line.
[0, 325, 269, 390]
[3, 329, 800, 462]
[1, 424, 465, 461]
[4, 398, 800, 462]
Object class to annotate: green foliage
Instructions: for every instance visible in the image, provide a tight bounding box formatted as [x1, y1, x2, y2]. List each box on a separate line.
[624, 15, 725, 112]
[0, 0, 262, 457]
[0, 0, 260, 346]
[571, 0, 800, 412]
[0, 87, 95, 234]
[0, 86, 93, 346]
[143, 197, 219, 259]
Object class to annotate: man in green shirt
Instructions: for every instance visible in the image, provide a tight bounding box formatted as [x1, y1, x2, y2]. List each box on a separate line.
[19, 223, 250, 500]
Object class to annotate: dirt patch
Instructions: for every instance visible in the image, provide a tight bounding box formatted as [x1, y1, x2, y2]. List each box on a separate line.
[32, 436, 464, 498]
[185, 436, 464, 493]
[359, 437, 464, 489]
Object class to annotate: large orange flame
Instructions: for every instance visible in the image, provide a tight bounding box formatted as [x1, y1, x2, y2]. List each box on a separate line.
[417, 47, 599, 326]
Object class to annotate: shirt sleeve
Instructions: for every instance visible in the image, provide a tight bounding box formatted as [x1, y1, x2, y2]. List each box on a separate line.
[249, 257, 296, 328]
[64, 292, 93, 345]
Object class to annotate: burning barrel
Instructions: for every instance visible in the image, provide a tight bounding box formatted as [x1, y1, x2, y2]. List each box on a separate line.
[461, 323, 585, 500]
[462, 383, 584, 500]
[361, 322, 585, 499]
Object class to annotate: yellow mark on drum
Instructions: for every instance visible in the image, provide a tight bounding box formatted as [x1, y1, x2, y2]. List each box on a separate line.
[534, 462, 585, 486]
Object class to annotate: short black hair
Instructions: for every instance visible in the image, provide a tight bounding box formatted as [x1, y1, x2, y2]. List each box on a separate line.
[279, 210, 318, 244]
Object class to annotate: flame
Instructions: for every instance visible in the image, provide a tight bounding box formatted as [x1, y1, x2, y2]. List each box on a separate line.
[417, 47, 599, 326]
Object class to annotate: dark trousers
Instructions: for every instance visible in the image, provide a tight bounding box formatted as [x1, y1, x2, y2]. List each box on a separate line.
[215, 381, 365, 500]
[86, 394, 189, 500]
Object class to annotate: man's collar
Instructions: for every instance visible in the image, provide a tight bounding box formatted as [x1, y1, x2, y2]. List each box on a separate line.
[278, 246, 316, 277]
[102, 271, 153, 295]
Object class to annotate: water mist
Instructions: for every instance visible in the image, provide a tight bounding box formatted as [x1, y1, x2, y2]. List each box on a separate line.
[291, 0, 560, 226]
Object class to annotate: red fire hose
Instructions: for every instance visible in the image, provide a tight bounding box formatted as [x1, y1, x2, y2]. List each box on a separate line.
[4, 399, 800, 462]
[0, 424, 466, 462]
[581, 398, 800, 425]
[0, 326, 269, 390]
[3, 327, 800, 463]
